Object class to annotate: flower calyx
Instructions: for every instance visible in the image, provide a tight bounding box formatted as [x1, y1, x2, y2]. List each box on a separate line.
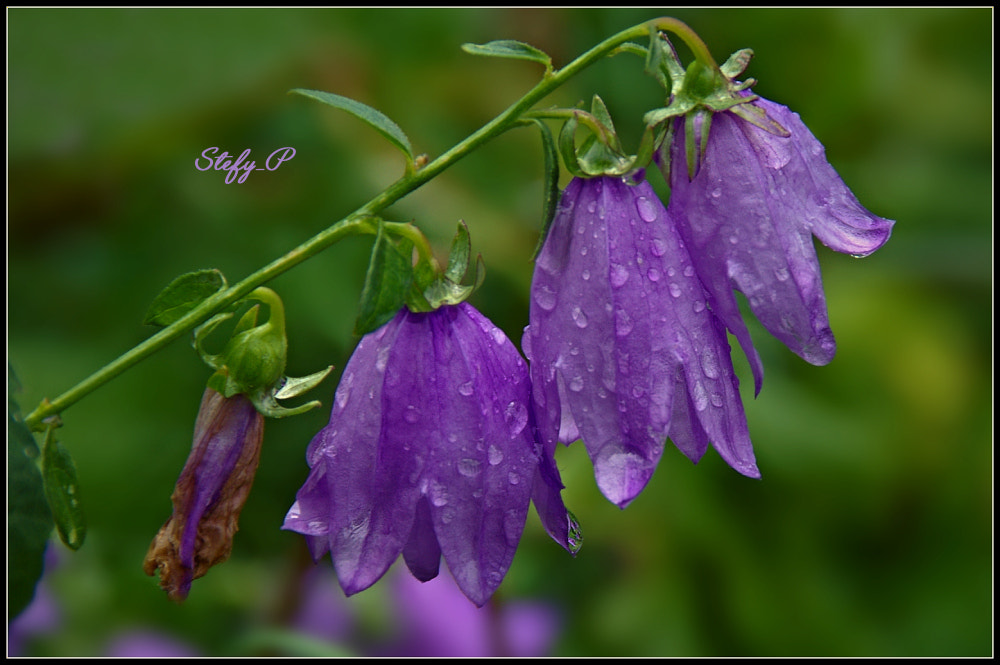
[558, 95, 662, 180]
[194, 287, 332, 418]
[642, 31, 789, 178]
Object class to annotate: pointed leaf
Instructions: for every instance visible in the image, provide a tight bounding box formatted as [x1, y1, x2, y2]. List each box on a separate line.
[721, 48, 755, 79]
[461, 40, 552, 72]
[274, 366, 334, 400]
[290, 89, 413, 163]
[144, 269, 226, 327]
[8, 407, 53, 620]
[445, 221, 471, 283]
[42, 427, 86, 551]
[355, 222, 413, 336]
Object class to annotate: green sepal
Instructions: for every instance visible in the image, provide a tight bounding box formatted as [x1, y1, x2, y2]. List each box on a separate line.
[41, 423, 86, 551]
[8, 368, 54, 620]
[461, 39, 552, 74]
[557, 114, 586, 179]
[290, 88, 414, 167]
[557, 97, 641, 178]
[193, 311, 235, 371]
[526, 118, 561, 260]
[143, 269, 227, 327]
[444, 220, 471, 284]
[355, 221, 414, 337]
[274, 366, 335, 400]
[720, 48, 754, 80]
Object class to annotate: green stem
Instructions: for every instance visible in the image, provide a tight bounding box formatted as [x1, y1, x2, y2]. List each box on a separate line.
[22, 16, 694, 430]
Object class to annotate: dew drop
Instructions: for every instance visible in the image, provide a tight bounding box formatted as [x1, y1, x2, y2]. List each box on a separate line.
[458, 458, 482, 478]
[711, 187, 722, 198]
[683, 265, 695, 277]
[651, 239, 668, 257]
[404, 405, 420, 423]
[647, 268, 662, 282]
[693, 300, 706, 313]
[533, 285, 557, 311]
[635, 196, 658, 222]
[458, 381, 475, 396]
[692, 382, 709, 412]
[669, 283, 682, 298]
[582, 269, 591, 281]
[488, 444, 504, 466]
[586, 201, 597, 213]
[375, 346, 390, 371]
[508, 471, 520, 485]
[774, 267, 790, 282]
[504, 401, 528, 437]
[335, 385, 350, 409]
[610, 264, 629, 287]
[566, 510, 584, 554]
[571, 307, 589, 328]
[615, 308, 634, 337]
[701, 349, 720, 379]
[569, 376, 585, 392]
[729, 235, 739, 245]
[710, 392, 724, 408]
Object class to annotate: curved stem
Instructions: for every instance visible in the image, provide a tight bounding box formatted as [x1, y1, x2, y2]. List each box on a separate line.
[22, 16, 691, 430]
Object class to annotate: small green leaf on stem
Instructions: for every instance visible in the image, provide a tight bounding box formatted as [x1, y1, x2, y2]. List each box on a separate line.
[144, 269, 227, 327]
[290, 89, 414, 164]
[461, 40, 552, 74]
[41, 424, 86, 551]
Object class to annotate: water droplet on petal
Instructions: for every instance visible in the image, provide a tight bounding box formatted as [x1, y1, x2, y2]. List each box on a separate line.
[774, 267, 790, 282]
[533, 285, 557, 311]
[458, 458, 482, 478]
[647, 268, 661, 282]
[635, 196, 658, 222]
[710, 392, 724, 408]
[375, 346, 390, 371]
[504, 401, 528, 437]
[458, 380, 475, 396]
[582, 269, 591, 280]
[669, 283, 682, 298]
[488, 445, 504, 466]
[404, 405, 420, 423]
[566, 510, 584, 555]
[692, 382, 709, 412]
[587, 201, 597, 213]
[711, 187, 722, 198]
[615, 308, 634, 337]
[683, 265, 695, 277]
[569, 376, 584, 392]
[610, 264, 629, 287]
[701, 349, 720, 379]
[571, 307, 589, 328]
[651, 239, 668, 257]
[508, 471, 520, 485]
[693, 300, 706, 313]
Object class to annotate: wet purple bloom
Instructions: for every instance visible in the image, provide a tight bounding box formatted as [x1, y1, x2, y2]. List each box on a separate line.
[144, 388, 264, 601]
[283, 302, 575, 607]
[667, 97, 894, 392]
[526, 176, 758, 508]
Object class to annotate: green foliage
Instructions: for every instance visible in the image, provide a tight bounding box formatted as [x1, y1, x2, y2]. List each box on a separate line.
[143, 270, 227, 327]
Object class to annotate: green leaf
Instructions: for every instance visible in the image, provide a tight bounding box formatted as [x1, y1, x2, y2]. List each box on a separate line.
[42, 427, 86, 551]
[355, 222, 413, 336]
[461, 40, 552, 72]
[290, 89, 414, 163]
[8, 406, 54, 620]
[445, 221, 471, 283]
[144, 269, 227, 327]
[526, 118, 560, 260]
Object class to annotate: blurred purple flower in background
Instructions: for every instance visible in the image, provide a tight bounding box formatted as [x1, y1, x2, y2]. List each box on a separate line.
[665, 96, 894, 393]
[526, 176, 758, 508]
[103, 630, 201, 658]
[284, 303, 576, 607]
[387, 563, 561, 657]
[144, 388, 265, 601]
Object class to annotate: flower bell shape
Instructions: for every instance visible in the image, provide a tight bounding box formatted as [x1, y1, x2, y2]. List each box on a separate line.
[144, 388, 264, 601]
[283, 302, 577, 607]
[526, 176, 759, 509]
[666, 97, 894, 392]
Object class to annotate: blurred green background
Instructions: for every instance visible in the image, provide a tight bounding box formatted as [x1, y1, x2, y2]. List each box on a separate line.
[7, 8, 992, 657]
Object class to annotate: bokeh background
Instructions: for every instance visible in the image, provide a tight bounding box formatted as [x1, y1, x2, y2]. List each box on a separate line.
[8, 7, 992, 657]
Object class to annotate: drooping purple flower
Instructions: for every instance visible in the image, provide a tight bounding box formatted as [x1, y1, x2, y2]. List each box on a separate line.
[144, 388, 264, 601]
[526, 176, 758, 509]
[666, 96, 894, 392]
[283, 302, 576, 607]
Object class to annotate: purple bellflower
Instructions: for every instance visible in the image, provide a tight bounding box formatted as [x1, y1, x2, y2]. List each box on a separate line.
[283, 302, 577, 607]
[144, 388, 264, 601]
[666, 97, 894, 392]
[525, 176, 758, 509]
